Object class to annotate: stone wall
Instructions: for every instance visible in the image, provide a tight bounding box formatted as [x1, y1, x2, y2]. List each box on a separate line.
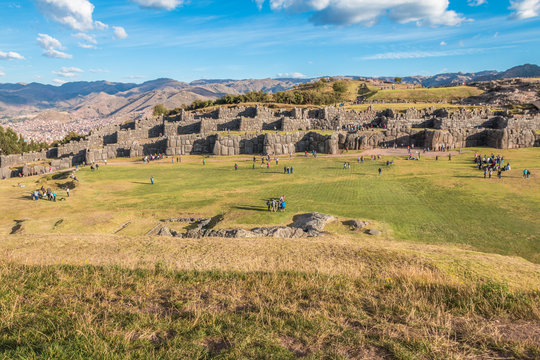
[0, 150, 48, 168]
[213, 134, 265, 155]
[166, 135, 216, 156]
[264, 132, 338, 155]
[239, 117, 263, 132]
[2, 104, 540, 180]
[282, 117, 311, 131]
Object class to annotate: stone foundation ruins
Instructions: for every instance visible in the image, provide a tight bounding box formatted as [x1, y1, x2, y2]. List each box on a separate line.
[1, 105, 539, 179]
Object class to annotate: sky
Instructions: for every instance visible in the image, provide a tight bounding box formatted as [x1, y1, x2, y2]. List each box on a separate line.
[0, 0, 539, 85]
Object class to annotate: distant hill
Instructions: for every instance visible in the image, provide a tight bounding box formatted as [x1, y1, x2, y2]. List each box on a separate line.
[375, 64, 540, 87]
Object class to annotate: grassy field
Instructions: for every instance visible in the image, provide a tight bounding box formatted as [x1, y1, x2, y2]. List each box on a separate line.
[1, 148, 538, 262]
[346, 103, 490, 112]
[1, 148, 539, 358]
[366, 86, 484, 103]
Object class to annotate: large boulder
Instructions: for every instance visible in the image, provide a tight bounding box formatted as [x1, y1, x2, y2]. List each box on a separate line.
[292, 213, 335, 232]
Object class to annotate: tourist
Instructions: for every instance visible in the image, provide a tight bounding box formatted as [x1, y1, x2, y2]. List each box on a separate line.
[290, 166, 293, 174]
[378, 168, 382, 176]
[66, 187, 70, 197]
[234, 163, 238, 171]
[203, 159, 206, 165]
[150, 176, 154, 185]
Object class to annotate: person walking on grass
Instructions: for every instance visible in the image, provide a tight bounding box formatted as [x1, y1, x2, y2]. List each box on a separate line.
[234, 163, 238, 171]
[66, 187, 70, 197]
[150, 176, 154, 185]
[203, 159, 206, 166]
[378, 168, 382, 176]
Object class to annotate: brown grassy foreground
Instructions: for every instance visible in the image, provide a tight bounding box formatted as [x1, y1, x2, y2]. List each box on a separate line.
[1, 233, 539, 359]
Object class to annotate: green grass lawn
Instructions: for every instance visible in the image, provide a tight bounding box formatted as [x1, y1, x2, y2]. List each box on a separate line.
[367, 86, 484, 103]
[347, 103, 494, 112]
[1, 148, 538, 262]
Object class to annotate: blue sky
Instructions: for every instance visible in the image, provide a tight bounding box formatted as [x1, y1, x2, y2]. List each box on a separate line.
[0, 0, 539, 85]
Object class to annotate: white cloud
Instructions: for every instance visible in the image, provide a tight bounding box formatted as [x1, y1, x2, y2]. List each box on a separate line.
[94, 20, 108, 30]
[113, 26, 128, 39]
[36, 0, 95, 31]
[78, 43, 96, 49]
[468, 0, 487, 6]
[124, 75, 146, 79]
[37, 33, 73, 59]
[361, 46, 509, 60]
[73, 32, 97, 44]
[89, 68, 109, 73]
[510, 0, 540, 19]
[132, 0, 184, 10]
[0, 71, 5, 77]
[53, 78, 68, 85]
[440, 41, 447, 46]
[53, 66, 84, 78]
[257, 0, 466, 26]
[276, 72, 307, 78]
[0, 50, 25, 60]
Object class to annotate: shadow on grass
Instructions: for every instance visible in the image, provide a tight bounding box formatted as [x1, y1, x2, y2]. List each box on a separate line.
[131, 181, 153, 185]
[232, 205, 268, 212]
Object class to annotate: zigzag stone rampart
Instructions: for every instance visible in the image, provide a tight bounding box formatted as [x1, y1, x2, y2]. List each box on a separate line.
[1, 105, 539, 179]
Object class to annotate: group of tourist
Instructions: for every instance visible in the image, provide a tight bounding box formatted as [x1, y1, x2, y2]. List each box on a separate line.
[31, 186, 59, 201]
[143, 154, 164, 163]
[267, 196, 286, 212]
[283, 166, 293, 174]
[474, 153, 510, 179]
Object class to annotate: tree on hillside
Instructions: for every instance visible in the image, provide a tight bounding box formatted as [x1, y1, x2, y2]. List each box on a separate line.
[50, 132, 86, 147]
[0, 126, 49, 155]
[153, 104, 169, 117]
[332, 81, 348, 93]
[394, 77, 403, 84]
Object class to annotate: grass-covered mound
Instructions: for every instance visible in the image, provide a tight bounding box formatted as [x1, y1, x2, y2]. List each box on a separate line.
[1, 254, 538, 359]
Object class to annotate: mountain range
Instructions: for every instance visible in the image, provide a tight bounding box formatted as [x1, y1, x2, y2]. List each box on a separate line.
[0, 64, 538, 142]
